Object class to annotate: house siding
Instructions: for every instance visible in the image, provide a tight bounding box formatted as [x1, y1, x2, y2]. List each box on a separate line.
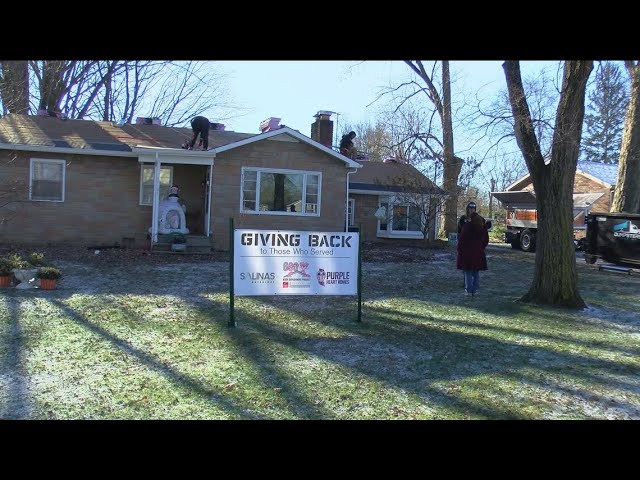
[210, 139, 350, 251]
[1, 151, 150, 246]
[511, 172, 612, 213]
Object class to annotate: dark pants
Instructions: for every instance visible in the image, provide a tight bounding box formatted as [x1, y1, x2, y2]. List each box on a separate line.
[190, 116, 210, 150]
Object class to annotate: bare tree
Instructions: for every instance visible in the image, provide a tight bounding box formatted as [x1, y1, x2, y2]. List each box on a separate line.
[612, 61, 640, 214]
[504, 60, 593, 308]
[4, 61, 236, 127]
[400, 61, 463, 238]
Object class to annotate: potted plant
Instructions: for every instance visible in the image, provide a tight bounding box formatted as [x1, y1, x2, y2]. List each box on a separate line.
[0, 258, 13, 287]
[171, 233, 187, 252]
[28, 252, 46, 266]
[37, 266, 62, 290]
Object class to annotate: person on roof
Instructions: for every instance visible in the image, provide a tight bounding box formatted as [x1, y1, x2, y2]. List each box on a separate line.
[187, 116, 210, 150]
[339, 131, 357, 159]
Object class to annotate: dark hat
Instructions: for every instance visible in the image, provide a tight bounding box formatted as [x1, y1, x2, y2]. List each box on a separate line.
[467, 201, 477, 209]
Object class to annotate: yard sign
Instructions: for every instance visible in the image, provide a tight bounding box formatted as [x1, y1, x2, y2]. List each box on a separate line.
[234, 229, 359, 295]
[229, 221, 362, 326]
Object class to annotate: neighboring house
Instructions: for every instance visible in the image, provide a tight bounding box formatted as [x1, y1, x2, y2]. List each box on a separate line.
[500, 161, 618, 214]
[0, 112, 444, 250]
[491, 161, 619, 248]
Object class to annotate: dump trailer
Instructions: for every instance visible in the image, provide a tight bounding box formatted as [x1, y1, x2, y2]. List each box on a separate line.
[490, 191, 605, 252]
[583, 212, 640, 267]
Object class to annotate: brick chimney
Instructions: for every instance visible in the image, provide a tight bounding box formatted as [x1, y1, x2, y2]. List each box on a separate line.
[260, 117, 281, 133]
[311, 111, 334, 148]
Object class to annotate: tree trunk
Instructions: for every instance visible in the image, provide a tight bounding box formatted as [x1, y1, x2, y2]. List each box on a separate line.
[612, 62, 640, 214]
[504, 60, 592, 308]
[39, 61, 68, 112]
[439, 61, 463, 237]
[0, 61, 29, 114]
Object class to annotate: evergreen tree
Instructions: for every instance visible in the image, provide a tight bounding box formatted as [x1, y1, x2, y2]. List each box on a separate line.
[582, 62, 629, 163]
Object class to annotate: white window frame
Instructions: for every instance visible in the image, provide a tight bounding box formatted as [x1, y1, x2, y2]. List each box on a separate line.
[29, 158, 66, 202]
[139, 164, 173, 206]
[240, 167, 322, 217]
[347, 198, 355, 226]
[376, 195, 425, 239]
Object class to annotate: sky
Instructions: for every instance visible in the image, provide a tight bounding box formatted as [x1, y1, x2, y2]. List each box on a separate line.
[214, 60, 561, 141]
[203, 60, 563, 193]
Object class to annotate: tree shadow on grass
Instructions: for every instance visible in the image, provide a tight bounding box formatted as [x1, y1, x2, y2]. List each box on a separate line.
[0, 296, 33, 419]
[43, 298, 268, 419]
[188, 293, 640, 419]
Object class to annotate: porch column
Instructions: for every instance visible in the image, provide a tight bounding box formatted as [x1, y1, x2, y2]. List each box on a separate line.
[206, 161, 213, 236]
[151, 154, 161, 243]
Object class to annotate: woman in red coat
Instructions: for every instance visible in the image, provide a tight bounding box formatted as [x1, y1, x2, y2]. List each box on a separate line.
[457, 212, 489, 296]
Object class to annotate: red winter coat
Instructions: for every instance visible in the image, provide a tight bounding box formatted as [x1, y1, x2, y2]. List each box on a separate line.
[457, 222, 489, 271]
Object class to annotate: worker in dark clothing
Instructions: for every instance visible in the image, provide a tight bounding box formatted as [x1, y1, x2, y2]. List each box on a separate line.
[188, 116, 210, 150]
[339, 131, 357, 159]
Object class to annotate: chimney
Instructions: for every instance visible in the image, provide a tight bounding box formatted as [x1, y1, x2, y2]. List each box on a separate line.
[260, 117, 281, 133]
[211, 122, 226, 131]
[311, 110, 334, 149]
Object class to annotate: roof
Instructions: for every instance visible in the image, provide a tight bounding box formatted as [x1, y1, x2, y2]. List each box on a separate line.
[349, 161, 445, 195]
[0, 114, 361, 168]
[0, 114, 254, 153]
[507, 161, 619, 191]
[576, 161, 619, 187]
[491, 190, 605, 209]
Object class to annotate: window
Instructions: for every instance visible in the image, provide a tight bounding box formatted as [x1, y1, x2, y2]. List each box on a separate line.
[30, 159, 65, 202]
[140, 165, 173, 205]
[241, 168, 321, 215]
[391, 205, 422, 232]
[377, 196, 424, 238]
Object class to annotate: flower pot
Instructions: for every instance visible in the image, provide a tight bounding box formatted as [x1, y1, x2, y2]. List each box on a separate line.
[0, 275, 11, 287]
[12, 268, 38, 289]
[39, 278, 57, 290]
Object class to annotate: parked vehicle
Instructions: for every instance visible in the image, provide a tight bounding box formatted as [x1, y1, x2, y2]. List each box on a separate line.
[583, 212, 640, 267]
[491, 191, 604, 252]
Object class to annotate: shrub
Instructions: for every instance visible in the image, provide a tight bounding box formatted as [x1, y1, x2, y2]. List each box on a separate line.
[0, 258, 13, 276]
[7, 254, 33, 270]
[28, 252, 46, 266]
[37, 266, 62, 280]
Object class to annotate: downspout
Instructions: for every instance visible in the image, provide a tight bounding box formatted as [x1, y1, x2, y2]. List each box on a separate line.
[151, 152, 161, 244]
[346, 168, 358, 232]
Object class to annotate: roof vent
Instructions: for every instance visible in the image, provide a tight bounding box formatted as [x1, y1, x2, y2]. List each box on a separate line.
[211, 122, 225, 131]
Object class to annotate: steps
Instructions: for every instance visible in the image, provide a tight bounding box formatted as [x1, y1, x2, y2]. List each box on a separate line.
[154, 234, 214, 253]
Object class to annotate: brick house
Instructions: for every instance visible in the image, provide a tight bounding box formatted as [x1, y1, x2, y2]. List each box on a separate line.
[0, 113, 444, 251]
[504, 161, 618, 214]
[491, 161, 619, 247]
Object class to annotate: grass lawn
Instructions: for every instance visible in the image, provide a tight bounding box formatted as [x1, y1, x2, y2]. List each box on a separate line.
[1, 245, 639, 419]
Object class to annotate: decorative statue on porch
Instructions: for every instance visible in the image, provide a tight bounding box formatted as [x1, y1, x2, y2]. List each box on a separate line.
[151, 185, 190, 234]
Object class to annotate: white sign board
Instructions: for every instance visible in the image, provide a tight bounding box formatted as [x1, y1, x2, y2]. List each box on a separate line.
[234, 229, 359, 296]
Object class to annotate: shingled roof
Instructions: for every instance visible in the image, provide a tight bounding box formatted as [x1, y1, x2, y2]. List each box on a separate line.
[0, 114, 255, 152]
[350, 160, 445, 195]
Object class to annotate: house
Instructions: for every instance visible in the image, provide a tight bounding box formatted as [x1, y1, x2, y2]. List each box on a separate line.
[494, 161, 618, 215]
[491, 161, 619, 249]
[0, 112, 444, 251]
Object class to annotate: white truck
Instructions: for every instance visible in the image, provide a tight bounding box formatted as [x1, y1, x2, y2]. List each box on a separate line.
[490, 191, 605, 252]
